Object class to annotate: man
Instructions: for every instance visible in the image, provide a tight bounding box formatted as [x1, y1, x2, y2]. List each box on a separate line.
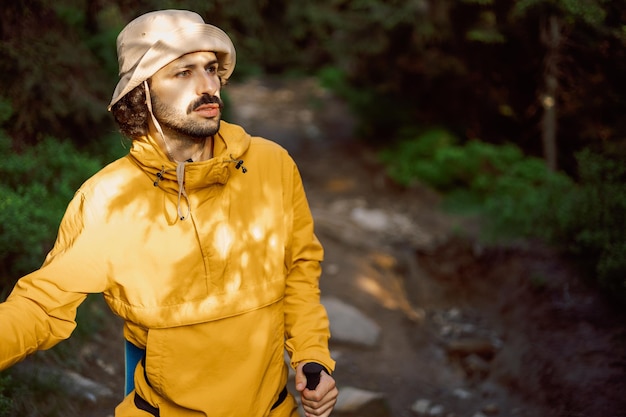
[0, 9, 337, 417]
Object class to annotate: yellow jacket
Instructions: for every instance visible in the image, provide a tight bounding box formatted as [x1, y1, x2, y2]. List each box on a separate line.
[0, 121, 335, 416]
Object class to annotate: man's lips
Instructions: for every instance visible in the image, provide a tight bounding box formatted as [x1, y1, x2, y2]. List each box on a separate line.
[194, 103, 220, 118]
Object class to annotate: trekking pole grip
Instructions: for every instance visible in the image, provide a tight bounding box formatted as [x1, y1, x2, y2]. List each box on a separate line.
[303, 362, 325, 390]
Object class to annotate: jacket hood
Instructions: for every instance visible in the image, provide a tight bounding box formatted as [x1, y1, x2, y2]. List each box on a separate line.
[128, 121, 251, 220]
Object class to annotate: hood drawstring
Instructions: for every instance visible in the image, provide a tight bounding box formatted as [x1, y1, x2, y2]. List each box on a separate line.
[175, 162, 190, 220]
[144, 81, 166, 147]
[152, 165, 189, 221]
[146, 81, 190, 221]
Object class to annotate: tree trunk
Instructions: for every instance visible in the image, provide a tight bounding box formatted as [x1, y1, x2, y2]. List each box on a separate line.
[540, 15, 562, 172]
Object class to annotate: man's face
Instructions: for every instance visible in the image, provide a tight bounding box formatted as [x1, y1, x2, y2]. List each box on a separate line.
[149, 51, 224, 138]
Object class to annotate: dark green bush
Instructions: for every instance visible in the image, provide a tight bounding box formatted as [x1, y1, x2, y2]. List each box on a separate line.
[0, 2, 116, 146]
[379, 128, 555, 199]
[380, 129, 626, 300]
[557, 149, 626, 298]
[0, 374, 11, 417]
[378, 127, 460, 189]
[0, 134, 102, 290]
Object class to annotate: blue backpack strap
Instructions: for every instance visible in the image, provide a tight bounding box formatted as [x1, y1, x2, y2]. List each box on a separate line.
[124, 339, 146, 396]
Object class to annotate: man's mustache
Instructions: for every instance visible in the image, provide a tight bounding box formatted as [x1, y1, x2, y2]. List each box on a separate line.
[187, 94, 224, 114]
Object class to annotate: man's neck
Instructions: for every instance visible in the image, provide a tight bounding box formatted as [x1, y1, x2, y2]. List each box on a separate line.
[152, 127, 213, 162]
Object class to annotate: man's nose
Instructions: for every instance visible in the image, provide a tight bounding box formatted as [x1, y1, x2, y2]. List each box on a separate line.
[197, 72, 220, 96]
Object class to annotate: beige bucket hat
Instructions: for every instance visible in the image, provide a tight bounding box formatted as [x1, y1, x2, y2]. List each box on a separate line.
[108, 9, 236, 110]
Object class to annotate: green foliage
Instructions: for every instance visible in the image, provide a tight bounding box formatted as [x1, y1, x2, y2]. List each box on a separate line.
[379, 128, 460, 189]
[0, 1, 117, 145]
[84, 131, 132, 166]
[317, 66, 418, 140]
[380, 129, 626, 300]
[480, 157, 575, 240]
[0, 374, 12, 417]
[0, 98, 12, 125]
[556, 149, 626, 298]
[379, 128, 549, 200]
[512, 0, 607, 26]
[465, 9, 506, 44]
[83, 5, 125, 80]
[462, 0, 495, 4]
[0, 134, 102, 289]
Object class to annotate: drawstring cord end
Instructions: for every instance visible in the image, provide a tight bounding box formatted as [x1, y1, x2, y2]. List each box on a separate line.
[153, 166, 166, 187]
[230, 155, 247, 173]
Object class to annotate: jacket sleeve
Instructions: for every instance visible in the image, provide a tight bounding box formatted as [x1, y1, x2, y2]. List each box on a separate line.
[283, 163, 336, 373]
[0, 191, 106, 370]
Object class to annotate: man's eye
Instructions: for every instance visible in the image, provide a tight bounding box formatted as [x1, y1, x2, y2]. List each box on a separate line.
[176, 70, 191, 77]
[207, 65, 218, 74]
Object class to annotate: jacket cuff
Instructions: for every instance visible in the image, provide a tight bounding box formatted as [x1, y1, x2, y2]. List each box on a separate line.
[291, 352, 336, 374]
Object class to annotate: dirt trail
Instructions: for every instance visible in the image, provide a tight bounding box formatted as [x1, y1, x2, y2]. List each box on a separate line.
[299, 141, 626, 417]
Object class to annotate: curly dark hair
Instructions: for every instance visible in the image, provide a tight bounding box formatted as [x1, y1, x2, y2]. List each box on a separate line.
[111, 84, 150, 140]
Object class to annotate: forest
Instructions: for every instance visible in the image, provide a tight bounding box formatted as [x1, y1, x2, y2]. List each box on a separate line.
[3, 0, 623, 296]
[0, 0, 625, 414]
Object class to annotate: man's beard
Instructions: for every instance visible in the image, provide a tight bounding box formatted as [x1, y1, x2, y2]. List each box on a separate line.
[152, 94, 224, 139]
